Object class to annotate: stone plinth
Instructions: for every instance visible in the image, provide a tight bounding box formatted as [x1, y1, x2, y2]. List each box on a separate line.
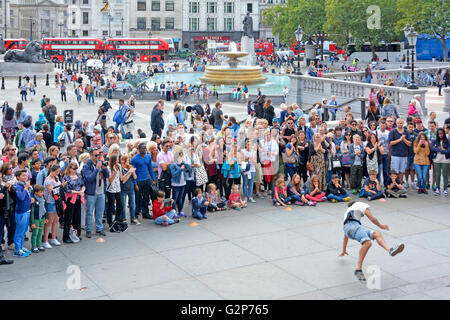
[445, 88, 450, 112]
[0, 62, 54, 77]
[241, 36, 255, 66]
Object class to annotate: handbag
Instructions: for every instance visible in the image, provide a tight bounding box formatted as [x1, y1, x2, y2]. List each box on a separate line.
[366, 153, 378, 173]
[123, 120, 135, 133]
[340, 154, 352, 166]
[306, 161, 314, 172]
[282, 152, 296, 164]
[195, 164, 208, 186]
[331, 156, 342, 170]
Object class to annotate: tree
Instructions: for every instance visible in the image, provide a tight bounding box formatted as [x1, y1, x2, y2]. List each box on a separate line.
[397, 0, 450, 62]
[263, 0, 327, 60]
[324, 0, 402, 61]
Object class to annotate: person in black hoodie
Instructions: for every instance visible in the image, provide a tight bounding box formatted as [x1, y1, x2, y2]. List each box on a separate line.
[0, 179, 14, 264]
[262, 98, 275, 126]
[151, 100, 165, 137]
[326, 174, 350, 202]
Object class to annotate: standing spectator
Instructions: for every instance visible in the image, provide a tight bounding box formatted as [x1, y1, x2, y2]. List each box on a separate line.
[388, 118, 412, 186]
[81, 148, 109, 238]
[431, 128, 449, 196]
[414, 132, 431, 194]
[170, 150, 190, 218]
[365, 64, 373, 83]
[19, 83, 27, 101]
[62, 162, 85, 243]
[157, 139, 174, 199]
[120, 155, 138, 224]
[162, 105, 181, 138]
[131, 142, 156, 220]
[105, 154, 124, 229]
[2, 102, 17, 144]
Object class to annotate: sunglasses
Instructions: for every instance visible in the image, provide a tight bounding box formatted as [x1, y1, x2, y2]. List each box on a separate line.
[8, 148, 17, 151]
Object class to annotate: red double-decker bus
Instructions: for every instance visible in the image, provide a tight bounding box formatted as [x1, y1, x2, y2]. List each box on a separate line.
[4, 39, 28, 51]
[104, 38, 169, 62]
[42, 38, 105, 62]
[255, 42, 274, 56]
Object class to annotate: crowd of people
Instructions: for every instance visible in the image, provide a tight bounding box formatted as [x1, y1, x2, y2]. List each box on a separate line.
[1, 62, 450, 266]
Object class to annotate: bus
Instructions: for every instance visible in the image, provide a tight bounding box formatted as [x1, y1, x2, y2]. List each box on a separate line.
[347, 42, 405, 62]
[104, 38, 169, 62]
[214, 41, 274, 56]
[3, 38, 28, 51]
[42, 38, 104, 62]
[163, 38, 175, 52]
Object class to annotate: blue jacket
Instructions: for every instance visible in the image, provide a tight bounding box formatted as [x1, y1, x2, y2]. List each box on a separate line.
[430, 139, 450, 160]
[306, 126, 317, 142]
[53, 122, 64, 143]
[169, 162, 192, 184]
[349, 144, 366, 166]
[81, 159, 109, 196]
[192, 197, 207, 213]
[15, 182, 31, 214]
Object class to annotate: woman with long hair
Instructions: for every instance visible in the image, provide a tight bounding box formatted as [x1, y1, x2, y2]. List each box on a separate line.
[241, 139, 257, 203]
[120, 155, 138, 224]
[106, 154, 124, 227]
[366, 100, 380, 123]
[365, 133, 384, 181]
[62, 162, 85, 243]
[42, 164, 64, 249]
[297, 130, 309, 183]
[284, 135, 299, 180]
[2, 101, 17, 144]
[262, 99, 275, 126]
[15, 102, 27, 123]
[414, 132, 431, 194]
[431, 128, 450, 196]
[259, 129, 278, 196]
[310, 133, 327, 190]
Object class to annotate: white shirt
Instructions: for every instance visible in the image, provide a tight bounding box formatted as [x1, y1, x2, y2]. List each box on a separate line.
[343, 202, 370, 224]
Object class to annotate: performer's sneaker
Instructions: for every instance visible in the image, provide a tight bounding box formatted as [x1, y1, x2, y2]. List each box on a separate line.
[354, 270, 366, 284]
[390, 244, 405, 256]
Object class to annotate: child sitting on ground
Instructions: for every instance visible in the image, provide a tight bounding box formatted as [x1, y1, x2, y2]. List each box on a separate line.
[192, 188, 209, 219]
[205, 183, 226, 212]
[326, 174, 351, 202]
[304, 175, 327, 203]
[385, 171, 408, 198]
[30, 184, 47, 253]
[152, 190, 179, 226]
[287, 173, 316, 206]
[273, 177, 300, 206]
[360, 170, 386, 201]
[228, 184, 246, 211]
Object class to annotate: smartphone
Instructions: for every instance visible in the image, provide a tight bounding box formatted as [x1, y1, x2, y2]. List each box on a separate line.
[163, 198, 172, 207]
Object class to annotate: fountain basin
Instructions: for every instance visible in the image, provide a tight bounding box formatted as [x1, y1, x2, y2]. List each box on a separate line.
[201, 66, 267, 86]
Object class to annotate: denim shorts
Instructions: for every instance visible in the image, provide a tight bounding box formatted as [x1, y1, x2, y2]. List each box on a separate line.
[390, 156, 408, 173]
[45, 202, 56, 213]
[344, 221, 374, 244]
[407, 155, 415, 170]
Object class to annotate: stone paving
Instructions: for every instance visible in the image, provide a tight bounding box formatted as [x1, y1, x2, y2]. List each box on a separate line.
[0, 75, 449, 300]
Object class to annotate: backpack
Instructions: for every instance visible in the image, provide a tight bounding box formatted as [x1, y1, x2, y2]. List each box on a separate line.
[109, 220, 128, 233]
[14, 129, 25, 150]
[114, 104, 129, 124]
[4, 106, 15, 121]
[46, 106, 56, 122]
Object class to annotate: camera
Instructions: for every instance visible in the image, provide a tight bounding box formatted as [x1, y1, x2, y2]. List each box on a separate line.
[101, 161, 108, 167]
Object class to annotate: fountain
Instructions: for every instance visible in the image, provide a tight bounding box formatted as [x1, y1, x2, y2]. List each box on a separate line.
[200, 42, 267, 86]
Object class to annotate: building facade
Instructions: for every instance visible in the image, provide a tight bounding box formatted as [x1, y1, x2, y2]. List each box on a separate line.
[128, 0, 182, 49]
[259, 0, 285, 45]
[181, 0, 259, 50]
[8, 0, 68, 39]
[68, 0, 130, 38]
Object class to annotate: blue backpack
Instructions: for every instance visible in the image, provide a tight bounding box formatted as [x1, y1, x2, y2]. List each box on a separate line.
[113, 105, 127, 123]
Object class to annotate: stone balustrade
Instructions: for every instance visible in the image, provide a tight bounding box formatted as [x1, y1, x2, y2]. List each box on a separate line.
[330, 60, 450, 71]
[287, 74, 428, 118]
[323, 66, 449, 86]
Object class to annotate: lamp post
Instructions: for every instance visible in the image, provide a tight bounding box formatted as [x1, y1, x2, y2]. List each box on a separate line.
[406, 26, 419, 90]
[121, 17, 124, 37]
[108, 12, 112, 37]
[403, 23, 411, 69]
[58, 23, 63, 37]
[29, 16, 33, 40]
[148, 28, 152, 67]
[294, 25, 303, 75]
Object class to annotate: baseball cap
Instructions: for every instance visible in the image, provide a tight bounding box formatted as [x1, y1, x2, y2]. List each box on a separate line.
[414, 118, 422, 124]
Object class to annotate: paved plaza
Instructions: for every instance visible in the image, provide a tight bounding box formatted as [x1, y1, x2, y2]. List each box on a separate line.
[0, 74, 449, 300]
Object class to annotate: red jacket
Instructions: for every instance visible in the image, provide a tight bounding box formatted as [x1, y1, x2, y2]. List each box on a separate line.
[152, 200, 173, 220]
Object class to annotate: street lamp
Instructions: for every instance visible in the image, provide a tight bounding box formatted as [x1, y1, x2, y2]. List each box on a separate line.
[29, 16, 34, 41]
[121, 17, 124, 37]
[148, 29, 152, 67]
[405, 26, 419, 90]
[294, 25, 304, 75]
[108, 13, 112, 37]
[58, 23, 63, 37]
[403, 23, 411, 69]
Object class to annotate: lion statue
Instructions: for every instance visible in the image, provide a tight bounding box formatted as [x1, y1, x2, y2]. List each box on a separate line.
[4, 41, 50, 63]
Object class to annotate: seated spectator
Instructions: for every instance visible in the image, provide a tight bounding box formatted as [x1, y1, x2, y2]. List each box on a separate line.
[360, 170, 386, 201]
[152, 190, 179, 226]
[192, 188, 209, 220]
[205, 183, 226, 212]
[326, 174, 351, 202]
[287, 173, 316, 206]
[228, 184, 246, 210]
[385, 170, 408, 198]
[304, 175, 327, 202]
